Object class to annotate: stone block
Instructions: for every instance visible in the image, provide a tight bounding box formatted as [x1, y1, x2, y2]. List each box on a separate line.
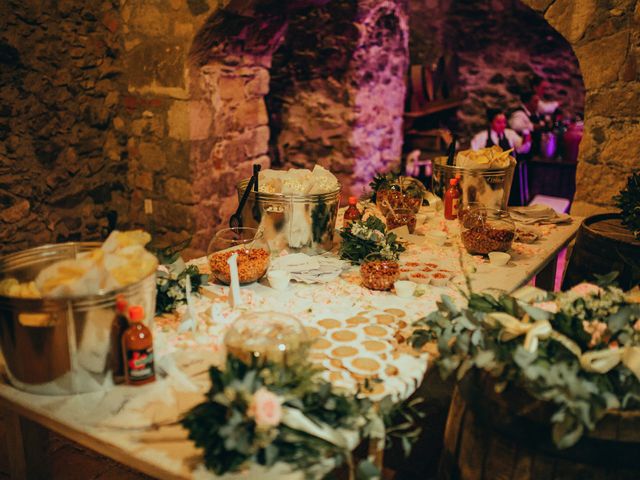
[233, 99, 268, 129]
[523, 0, 554, 11]
[0, 200, 30, 224]
[574, 163, 628, 207]
[599, 122, 640, 169]
[586, 83, 640, 117]
[218, 75, 246, 102]
[189, 100, 213, 141]
[139, 142, 167, 171]
[545, 0, 596, 42]
[167, 100, 190, 140]
[575, 30, 630, 89]
[127, 4, 170, 37]
[570, 200, 617, 217]
[156, 200, 195, 230]
[242, 126, 270, 158]
[244, 68, 270, 97]
[165, 177, 195, 204]
[136, 171, 154, 191]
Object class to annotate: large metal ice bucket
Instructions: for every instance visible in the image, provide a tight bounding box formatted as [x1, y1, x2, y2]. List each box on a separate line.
[236, 179, 341, 255]
[0, 243, 157, 395]
[432, 156, 516, 209]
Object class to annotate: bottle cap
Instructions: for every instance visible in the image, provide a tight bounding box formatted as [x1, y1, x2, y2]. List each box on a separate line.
[449, 178, 458, 186]
[129, 305, 145, 322]
[348, 196, 358, 205]
[115, 296, 128, 313]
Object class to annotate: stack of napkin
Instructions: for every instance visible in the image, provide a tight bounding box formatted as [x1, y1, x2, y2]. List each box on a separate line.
[509, 205, 572, 225]
[270, 253, 348, 284]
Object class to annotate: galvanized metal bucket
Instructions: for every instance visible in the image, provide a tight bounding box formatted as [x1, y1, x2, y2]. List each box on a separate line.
[0, 243, 157, 395]
[236, 179, 341, 255]
[432, 156, 516, 210]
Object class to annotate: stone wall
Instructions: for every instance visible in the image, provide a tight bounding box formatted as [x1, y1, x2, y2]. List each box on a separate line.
[0, 0, 637, 255]
[268, 0, 409, 197]
[409, 0, 586, 144]
[119, 0, 219, 257]
[520, 0, 640, 216]
[0, 0, 128, 254]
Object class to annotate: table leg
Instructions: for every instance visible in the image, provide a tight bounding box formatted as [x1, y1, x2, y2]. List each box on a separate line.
[4, 408, 50, 480]
[535, 255, 558, 291]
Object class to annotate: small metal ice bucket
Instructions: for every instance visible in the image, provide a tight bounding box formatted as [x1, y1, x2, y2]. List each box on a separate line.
[236, 179, 341, 255]
[0, 243, 157, 395]
[432, 156, 516, 210]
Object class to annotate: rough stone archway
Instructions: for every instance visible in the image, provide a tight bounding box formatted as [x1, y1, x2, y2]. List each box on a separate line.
[518, 0, 640, 217]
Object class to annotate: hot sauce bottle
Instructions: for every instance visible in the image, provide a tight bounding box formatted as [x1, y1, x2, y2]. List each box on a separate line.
[444, 178, 461, 220]
[343, 196, 362, 227]
[110, 296, 129, 384]
[122, 305, 155, 386]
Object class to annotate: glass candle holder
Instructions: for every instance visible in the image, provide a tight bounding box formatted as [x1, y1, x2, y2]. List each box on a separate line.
[224, 311, 310, 366]
[398, 176, 426, 213]
[460, 207, 516, 255]
[360, 253, 400, 291]
[207, 227, 270, 285]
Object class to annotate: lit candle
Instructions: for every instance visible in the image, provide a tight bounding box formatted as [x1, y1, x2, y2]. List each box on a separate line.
[227, 253, 242, 308]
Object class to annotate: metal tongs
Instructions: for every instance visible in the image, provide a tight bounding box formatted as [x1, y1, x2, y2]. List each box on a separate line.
[229, 164, 261, 228]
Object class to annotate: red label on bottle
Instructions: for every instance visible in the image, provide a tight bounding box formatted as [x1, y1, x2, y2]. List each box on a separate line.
[126, 348, 155, 382]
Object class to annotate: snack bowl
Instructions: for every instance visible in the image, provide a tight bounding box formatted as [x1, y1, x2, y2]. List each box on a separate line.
[267, 269, 291, 290]
[488, 251, 511, 266]
[429, 271, 451, 287]
[394, 280, 417, 298]
[360, 253, 400, 291]
[427, 230, 447, 246]
[207, 227, 270, 285]
[460, 208, 516, 255]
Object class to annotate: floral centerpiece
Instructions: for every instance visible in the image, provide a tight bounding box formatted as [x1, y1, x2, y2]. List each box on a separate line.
[339, 215, 405, 265]
[181, 355, 423, 479]
[153, 239, 208, 315]
[410, 281, 640, 448]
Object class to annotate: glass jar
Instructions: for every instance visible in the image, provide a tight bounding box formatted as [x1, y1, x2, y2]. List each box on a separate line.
[398, 176, 426, 213]
[385, 208, 417, 233]
[224, 311, 310, 366]
[360, 253, 400, 291]
[460, 207, 516, 255]
[376, 182, 404, 217]
[207, 227, 270, 285]
[458, 202, 485, 229]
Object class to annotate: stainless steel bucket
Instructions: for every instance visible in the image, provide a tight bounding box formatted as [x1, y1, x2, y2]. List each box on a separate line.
[431, 156, 516, 210]
[236, 179, 341, 255]
[0, 243, 157, 395]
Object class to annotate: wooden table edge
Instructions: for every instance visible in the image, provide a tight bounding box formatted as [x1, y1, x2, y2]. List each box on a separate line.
[0, 393, 186, 480]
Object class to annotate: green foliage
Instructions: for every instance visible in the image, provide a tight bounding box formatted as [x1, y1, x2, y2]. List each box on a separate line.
[368, 171, 399, 203]
[410, 285, 640, 449]
[181, 355, 423, 478]
[339, 215, 405, 265]
[154, 238, 209, 315]
[613, 170, 640, 239]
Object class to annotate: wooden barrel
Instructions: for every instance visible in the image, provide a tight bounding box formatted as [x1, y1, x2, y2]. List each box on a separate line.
[438, 372, 640, 480]
[563, 213, 640, 290]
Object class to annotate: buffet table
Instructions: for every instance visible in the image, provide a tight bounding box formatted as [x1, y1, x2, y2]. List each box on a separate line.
[0, 213, 581, 480]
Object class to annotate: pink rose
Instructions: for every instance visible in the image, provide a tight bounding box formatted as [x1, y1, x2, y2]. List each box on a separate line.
[634, 319, 640, 331]
[248, 388, 282, 428]
[570, 282, 603, 297]
[533, 301, 559, 314]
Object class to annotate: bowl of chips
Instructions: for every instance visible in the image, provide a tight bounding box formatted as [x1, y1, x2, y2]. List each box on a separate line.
[0, 231, 158, 395]
[432, 146, 516, 210]
[235, 165, 342, 255]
